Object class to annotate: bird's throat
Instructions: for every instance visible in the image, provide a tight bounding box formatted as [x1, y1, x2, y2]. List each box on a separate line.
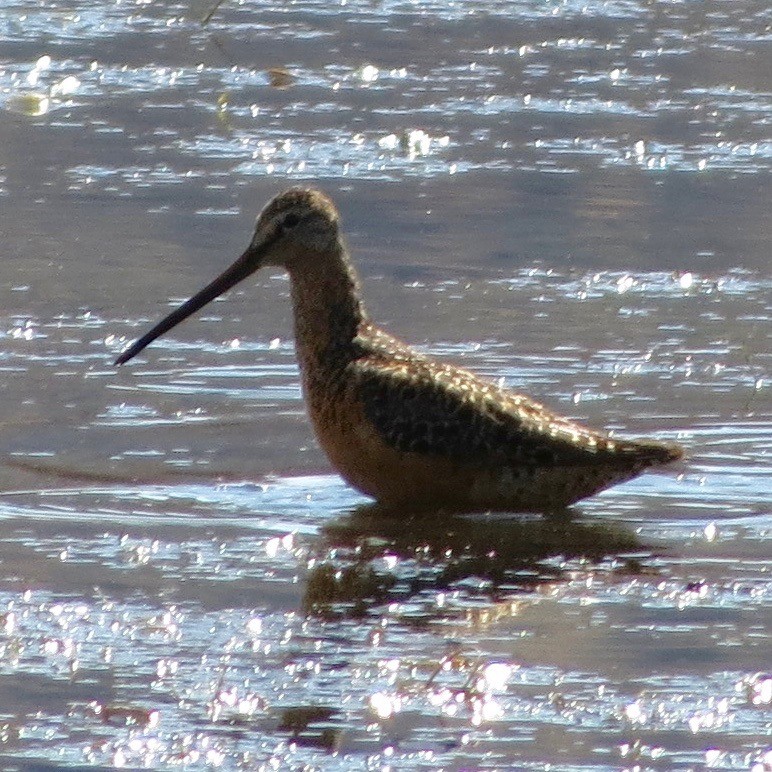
[288, 242, 367, 376]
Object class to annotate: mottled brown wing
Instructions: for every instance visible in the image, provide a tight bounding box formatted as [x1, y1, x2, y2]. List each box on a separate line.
[354, 355, 611, 468]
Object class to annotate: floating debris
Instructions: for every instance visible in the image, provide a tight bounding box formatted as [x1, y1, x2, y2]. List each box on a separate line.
[267, 67, 295, 89]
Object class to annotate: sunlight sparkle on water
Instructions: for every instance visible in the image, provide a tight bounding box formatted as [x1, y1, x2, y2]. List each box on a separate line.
[370, 691, 402, 719]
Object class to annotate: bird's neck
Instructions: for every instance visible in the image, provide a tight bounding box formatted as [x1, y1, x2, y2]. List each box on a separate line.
[288, 240, 367, 374]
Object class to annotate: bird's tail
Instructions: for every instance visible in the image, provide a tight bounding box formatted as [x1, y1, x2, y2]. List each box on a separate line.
[616, 438, 684, 467]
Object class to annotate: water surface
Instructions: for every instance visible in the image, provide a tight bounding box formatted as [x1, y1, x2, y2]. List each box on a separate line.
[0, 0, 770, 768]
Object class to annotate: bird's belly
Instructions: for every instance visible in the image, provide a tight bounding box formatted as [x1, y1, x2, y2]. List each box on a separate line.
[309, 397, 466, 504]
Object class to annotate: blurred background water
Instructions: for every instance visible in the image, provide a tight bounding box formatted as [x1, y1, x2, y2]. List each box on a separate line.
[0, 0, 770, 768]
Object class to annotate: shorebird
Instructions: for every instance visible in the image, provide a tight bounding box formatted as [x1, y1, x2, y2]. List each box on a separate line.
[116, 188, 683, 511]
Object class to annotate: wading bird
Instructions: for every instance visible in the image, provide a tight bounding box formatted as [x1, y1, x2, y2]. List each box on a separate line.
[116, 188, 682, 511]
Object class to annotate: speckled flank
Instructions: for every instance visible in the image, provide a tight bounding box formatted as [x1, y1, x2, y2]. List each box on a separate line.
[117, 187, 683, 511]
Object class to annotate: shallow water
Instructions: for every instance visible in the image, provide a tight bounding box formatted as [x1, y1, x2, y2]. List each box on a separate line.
[1, 0, 770, 769]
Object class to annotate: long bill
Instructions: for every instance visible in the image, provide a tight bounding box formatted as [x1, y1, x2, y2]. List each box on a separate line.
[115, 245, 262, 365]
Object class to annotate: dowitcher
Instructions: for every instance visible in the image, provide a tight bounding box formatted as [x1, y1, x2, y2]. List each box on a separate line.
[116, 188, 683, 511]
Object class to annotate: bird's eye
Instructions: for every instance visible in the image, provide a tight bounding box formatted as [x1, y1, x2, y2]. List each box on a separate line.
[282, 213, 300, 229]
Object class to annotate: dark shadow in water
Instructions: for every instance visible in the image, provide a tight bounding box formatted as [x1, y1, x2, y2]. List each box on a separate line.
[304, 503, 647, 618]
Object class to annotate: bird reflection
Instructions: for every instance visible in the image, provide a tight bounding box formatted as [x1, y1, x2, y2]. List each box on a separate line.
[304, 504, 645, 617]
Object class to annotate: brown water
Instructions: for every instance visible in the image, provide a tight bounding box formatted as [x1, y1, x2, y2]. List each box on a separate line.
[0, 0, 770, 769]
